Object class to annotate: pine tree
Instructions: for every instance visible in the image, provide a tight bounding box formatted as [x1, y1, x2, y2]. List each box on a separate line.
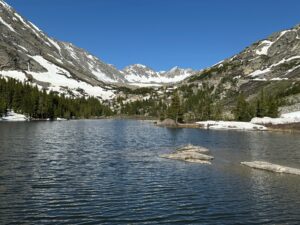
[234, 94, 253, 121]
[167, 91, 183, 123]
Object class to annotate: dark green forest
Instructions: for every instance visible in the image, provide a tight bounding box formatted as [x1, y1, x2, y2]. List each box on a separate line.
[1, 77, 295, 122]
[0, 77, 113, 119]
[120, 83, 282, 122]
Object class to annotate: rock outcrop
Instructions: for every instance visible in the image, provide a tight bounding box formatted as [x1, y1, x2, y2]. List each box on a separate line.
[157, 119, 178, 127]
[161, 145, 213, 164]
[241, 161, 300, 175]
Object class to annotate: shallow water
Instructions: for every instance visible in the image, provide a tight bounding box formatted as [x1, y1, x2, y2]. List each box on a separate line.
[0, 120, 300, 224]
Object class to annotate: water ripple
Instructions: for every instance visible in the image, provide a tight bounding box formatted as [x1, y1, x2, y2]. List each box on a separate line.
[0, 120, 300, 224]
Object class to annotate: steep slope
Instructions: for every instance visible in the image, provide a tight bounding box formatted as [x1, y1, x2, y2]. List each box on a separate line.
[185, 24, 300, 107]
[188, 24, 300, 82]
[0, 0, 195, 94]
[0, 0, 127, 99]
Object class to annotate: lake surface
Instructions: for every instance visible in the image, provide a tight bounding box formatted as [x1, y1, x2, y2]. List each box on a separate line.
[0, 120, 300, 224]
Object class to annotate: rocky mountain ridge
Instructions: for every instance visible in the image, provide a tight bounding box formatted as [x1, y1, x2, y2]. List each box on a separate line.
[0, 0, 195, 100]
[188, 24, 300, 83]
[182, 23, 300, 112]
[122, 64, 193, 85]
[1, 0, 300, 112]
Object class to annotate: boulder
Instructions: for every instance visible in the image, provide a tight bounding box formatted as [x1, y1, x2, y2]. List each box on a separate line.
[157, 118, 177, 127]
[161, 145, 213, 164]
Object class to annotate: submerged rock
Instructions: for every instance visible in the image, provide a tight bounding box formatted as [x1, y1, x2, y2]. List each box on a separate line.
[241, 161, 300, 175]
[176, 144, 210, 153]
[161, 145, 213, 164]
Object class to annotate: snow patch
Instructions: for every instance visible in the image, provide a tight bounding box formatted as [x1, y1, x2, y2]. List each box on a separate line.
[64, 43, 79, 60]
[1, 110, 28, 121]
[196, 121, 267, 131]
[27, 55, 114, 100]
[270, 77, 288, 81]
[253, 78, 267, 81]
[256, 40, 273, 55]
[249, 68, 271, 77]
[0, 17, 16, 33]
[28, 21, 41, 32]
[250, 111, 300, 125]
[0, 70, 27, 82]
[47, 37, 61, 54]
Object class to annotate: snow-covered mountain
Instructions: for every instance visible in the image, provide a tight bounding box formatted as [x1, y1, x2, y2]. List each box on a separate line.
[0, 0, 195, 99]
[122, 64, 194, 85]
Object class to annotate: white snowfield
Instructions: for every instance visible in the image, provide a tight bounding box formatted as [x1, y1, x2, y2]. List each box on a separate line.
[1, 110, 28, 121]
[28, 55, 115, 99]
[0, 70, 27, 82]
[254, 30, 290, 56]
[251, 111, 300, 125]
[196, 121, 267, 131]
[196, 111, 300, 131]
[0, 55, 115, 100]
[123, 65, 193, 85]
[255, 40, 273, 55]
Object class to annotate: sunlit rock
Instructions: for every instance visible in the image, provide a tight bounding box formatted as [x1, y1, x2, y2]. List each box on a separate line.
[161, 145, 213, 164]
[241, 161, 300, 175]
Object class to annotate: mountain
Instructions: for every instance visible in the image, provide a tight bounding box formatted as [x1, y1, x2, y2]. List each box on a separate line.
[122, 64, 194, 85]
[113, 23, 300, 119]
[182, 23, 300, 110]
[1, 0, 300, 116]
[187, 24, 300, 83]
[0, 0, 195, 99]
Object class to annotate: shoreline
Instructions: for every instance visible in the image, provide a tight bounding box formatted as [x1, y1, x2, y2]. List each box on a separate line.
[2, 115, 300, 132]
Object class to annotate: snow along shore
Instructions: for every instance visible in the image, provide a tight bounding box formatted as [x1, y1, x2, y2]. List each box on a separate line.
[1, 110, 28, 121]
[196, 111, 300, 131]
[196, 121, 267, 131]
[251, 111, 300, 125]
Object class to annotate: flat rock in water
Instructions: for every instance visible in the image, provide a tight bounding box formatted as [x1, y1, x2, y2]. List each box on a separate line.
[176, 144, 210, 153]
[161, 145, 213, 164]
[241, 161, 300, 175]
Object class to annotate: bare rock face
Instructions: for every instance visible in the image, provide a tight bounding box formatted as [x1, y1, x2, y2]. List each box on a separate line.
[0, 0, 195, 89]
[186, 23, 300, 107]
[161, 145, 213, 164]
[241, 161, 300, 175]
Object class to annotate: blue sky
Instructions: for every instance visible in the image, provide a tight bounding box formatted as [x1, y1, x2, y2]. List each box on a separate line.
[5, 0, 300, 71]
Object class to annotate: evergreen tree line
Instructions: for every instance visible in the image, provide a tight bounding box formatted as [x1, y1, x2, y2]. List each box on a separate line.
[120, 84, 280, 123]
[0, 77, 282, 122]
[233, 90, 279, 121]
[120, 84, 222, 122]
[0, 77, 113, 119]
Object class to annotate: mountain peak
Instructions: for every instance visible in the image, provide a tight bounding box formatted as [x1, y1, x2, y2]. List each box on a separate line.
[0, 0, 195, 92]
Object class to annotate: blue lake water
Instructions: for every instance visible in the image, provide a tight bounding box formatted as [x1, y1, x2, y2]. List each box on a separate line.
[0, 120, 300, 224]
